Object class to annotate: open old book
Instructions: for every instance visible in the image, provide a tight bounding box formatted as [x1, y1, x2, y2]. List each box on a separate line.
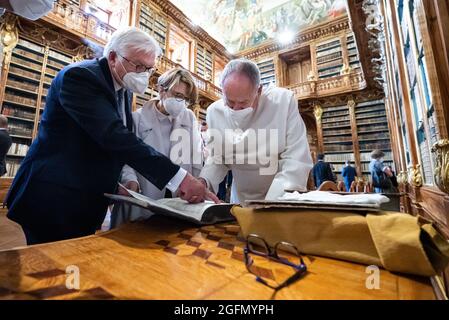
[104, 186, 235, 225]
[245, 191, 390, 213]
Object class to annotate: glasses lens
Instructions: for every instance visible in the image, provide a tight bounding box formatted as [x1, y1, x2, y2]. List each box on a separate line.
[275, 242, 302, 267]
[247, 236, 269, 256]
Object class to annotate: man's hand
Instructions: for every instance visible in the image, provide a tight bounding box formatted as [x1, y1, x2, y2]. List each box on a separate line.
[199, 177, 224, 203]
[178, 173, 220, 204]
[117, 181, 139, 196]
[198, 177, 208, 188]
[205, 189, 222, 203]
[124, 181, 140, 192]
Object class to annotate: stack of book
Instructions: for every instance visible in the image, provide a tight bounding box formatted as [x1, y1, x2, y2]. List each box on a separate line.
[139, 2, 168, 55]
[316, 38, 343, 79]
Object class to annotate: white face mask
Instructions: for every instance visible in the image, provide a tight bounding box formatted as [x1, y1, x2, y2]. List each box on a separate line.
[162, 97, 186, 118]
[10, 0, 55, 21]
[226, 107, 254, 128]
[122, 72, 149, 94]
[223, 89, 259, 128]
[118, 56, 149, 94]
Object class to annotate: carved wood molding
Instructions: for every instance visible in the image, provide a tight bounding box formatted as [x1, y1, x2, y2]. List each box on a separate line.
[0, 14, 19, 68]
[287, 72, 367, 101]
[432, 139, 449, 195]
[238, 15, 350, 60]
[347, 0, 386, 91]
[308, 88, 384, 108]
[13, 14, 94, 58]
[418, 186, 449, 239]
[408, 164, 424, 188]
[313, 103, 323, 123]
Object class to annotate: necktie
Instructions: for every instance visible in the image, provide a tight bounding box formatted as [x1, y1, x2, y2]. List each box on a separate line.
[116, 89, 125, 126]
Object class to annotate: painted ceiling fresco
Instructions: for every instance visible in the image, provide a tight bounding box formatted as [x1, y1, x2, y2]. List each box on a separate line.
[169, 0, 347, 53]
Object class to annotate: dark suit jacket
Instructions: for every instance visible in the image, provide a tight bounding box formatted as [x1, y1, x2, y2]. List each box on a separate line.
[6, 58, 180, 231]
[312, 160, 335, 188]
[341, 165, 356, 189]
[0, 129, 12, 176]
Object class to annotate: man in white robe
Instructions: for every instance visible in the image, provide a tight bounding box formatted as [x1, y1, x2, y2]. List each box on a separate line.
[199, 58, 313, 205]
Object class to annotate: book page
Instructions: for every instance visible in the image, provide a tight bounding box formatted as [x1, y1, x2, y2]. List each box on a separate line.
[157, 198, 216, 221]
[113, 184, 233, 223]
[125, 188, 213, 221]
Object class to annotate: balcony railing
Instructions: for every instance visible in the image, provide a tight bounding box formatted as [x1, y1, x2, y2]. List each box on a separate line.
[286, 72, 366, 100]
[157, 56, 221, 100]
[42, 2, 221, 100]
[43, 0, 115, 44]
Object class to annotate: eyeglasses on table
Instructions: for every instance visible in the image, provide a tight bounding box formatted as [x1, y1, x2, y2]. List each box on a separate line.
[244, 233, 307, 292]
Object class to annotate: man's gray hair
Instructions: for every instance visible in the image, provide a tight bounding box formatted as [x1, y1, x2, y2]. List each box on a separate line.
[103, 27, 161, 58]
[220, 58, 261, 89]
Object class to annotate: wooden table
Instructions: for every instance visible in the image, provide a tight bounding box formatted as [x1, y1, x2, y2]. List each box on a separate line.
[0, 215, 435, 300]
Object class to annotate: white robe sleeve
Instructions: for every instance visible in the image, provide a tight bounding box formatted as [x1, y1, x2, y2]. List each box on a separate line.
[199, 161, 229, 193]
[121, 164, 139, 184]
[190, 113, 203, 178]
[265, 93, 313, 200]
[199, 111, 229, 193]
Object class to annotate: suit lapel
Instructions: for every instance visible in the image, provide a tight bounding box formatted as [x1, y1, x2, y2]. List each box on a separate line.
[97, 58, 116, 102]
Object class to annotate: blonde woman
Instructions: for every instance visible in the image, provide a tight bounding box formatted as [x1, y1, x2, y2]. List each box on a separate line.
[111, 67, 203, 227]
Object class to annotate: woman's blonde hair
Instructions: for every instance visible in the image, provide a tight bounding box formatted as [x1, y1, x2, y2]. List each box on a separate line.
[157, 67, 198, 105]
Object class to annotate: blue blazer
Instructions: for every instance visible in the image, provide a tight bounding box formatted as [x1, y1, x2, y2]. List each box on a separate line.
[6, 58, 179, 229]
[312, 161, 335, 188]
[341, 165, 356, 189]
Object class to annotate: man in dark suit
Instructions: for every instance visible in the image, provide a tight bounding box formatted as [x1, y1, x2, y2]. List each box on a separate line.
[0, 115, 12, 177]
[6, 27, 218, 245]
[312, 154, 335, 189]
[341, 160, 356, 192]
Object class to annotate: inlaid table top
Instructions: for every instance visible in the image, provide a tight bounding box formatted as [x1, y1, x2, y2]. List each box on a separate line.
[0, 215, 435, 300]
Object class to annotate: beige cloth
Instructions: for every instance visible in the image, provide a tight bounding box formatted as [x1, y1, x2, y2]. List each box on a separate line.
[231, 207, 449, 277]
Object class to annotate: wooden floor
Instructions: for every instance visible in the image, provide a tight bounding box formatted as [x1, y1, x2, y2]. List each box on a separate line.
[0, 209, 26, 251]
[0, 213, 436, 300]
[0, 208, 111, 252]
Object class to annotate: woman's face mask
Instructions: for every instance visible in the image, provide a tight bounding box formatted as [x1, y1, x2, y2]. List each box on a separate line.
[162, 97, 186, 118]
